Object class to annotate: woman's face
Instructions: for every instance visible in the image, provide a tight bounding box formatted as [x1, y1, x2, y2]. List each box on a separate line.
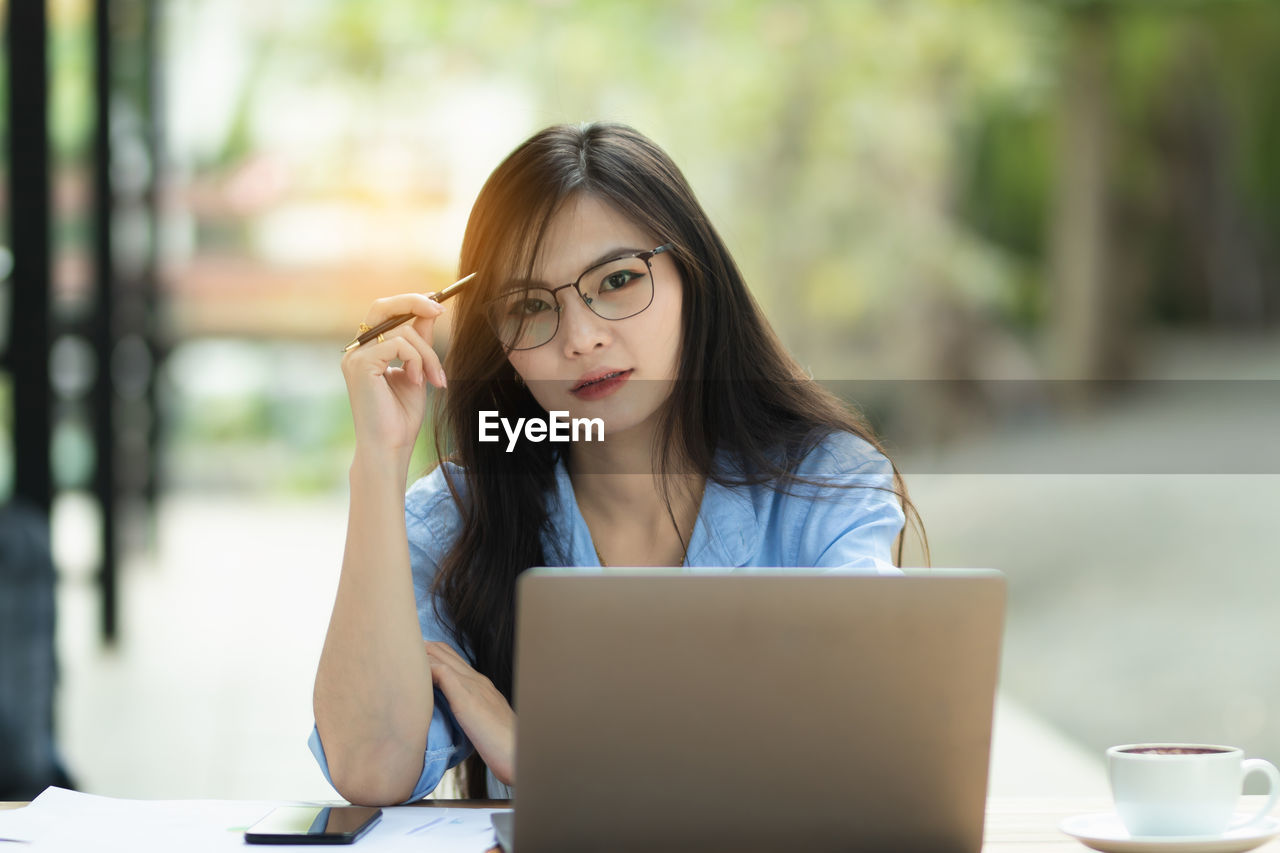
[504, 194, 683, 440]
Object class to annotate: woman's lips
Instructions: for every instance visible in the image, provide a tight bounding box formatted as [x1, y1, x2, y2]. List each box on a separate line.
[569, 369, 633, 401]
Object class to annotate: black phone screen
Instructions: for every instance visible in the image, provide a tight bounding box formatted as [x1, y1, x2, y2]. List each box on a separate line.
[244, 805, 382, 845]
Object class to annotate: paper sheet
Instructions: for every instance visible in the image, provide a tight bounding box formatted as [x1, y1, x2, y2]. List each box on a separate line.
[0, 787, 502, 852]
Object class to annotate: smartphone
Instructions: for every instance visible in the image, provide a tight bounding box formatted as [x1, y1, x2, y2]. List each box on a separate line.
[244, 805, 382, 845]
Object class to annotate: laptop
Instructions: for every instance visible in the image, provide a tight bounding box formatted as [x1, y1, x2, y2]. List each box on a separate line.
[497, 569, 1006, 852]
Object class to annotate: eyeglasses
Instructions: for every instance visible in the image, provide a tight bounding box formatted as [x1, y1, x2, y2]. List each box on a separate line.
[483, 244, 673, 351]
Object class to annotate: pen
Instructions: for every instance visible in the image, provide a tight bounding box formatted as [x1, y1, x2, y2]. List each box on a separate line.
[342, 272, 477, 352]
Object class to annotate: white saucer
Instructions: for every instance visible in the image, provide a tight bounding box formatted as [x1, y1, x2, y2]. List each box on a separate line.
[1060, 813, 1280, 853]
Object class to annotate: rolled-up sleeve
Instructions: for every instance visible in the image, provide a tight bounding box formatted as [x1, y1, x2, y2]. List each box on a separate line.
[307, 690, 469, 804]
[308, 463, 476, 802]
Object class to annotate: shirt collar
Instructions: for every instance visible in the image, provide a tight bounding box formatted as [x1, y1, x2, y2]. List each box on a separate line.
[546, 449, 760, 569]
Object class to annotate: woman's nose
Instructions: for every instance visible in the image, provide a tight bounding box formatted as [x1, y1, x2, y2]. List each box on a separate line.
[557, 293, 610, 355]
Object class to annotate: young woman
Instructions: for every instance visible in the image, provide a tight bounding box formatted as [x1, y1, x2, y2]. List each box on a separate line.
[310, 122, 923, 806]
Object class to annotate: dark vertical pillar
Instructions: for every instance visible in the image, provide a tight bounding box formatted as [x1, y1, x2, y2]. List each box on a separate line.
[93, 0, 119, 643]
[7, 0, 54, 513]
[143, 0, 164, 509]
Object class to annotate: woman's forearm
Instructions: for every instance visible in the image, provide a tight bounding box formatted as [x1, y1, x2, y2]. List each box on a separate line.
[314, 450, 434, 805]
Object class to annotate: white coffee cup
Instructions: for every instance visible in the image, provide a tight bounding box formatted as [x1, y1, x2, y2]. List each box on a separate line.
[1107, 743, 1280, 837]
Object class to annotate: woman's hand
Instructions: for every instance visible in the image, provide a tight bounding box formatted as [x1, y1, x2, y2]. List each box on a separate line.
[424, 641, 516, 787]
[340, 294, 448, 462]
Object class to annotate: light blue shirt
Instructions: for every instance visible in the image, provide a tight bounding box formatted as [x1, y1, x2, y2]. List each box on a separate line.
[309, 430, 905, 802]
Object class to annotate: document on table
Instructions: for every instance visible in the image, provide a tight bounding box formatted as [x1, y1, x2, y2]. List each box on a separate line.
[0, 787, 504, 852]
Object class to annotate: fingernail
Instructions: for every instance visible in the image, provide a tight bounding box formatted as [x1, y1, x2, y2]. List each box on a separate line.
[438, 368, 448, 388]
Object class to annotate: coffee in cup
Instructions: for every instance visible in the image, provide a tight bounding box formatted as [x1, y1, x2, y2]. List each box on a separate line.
[1107, 743, 1280, 837]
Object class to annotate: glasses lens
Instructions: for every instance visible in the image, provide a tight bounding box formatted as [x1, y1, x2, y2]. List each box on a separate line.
[579, 255, 655, 320]
[486, 286, 560, 350]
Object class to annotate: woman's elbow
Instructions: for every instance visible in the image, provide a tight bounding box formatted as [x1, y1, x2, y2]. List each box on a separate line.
[327, 750, 422, 806]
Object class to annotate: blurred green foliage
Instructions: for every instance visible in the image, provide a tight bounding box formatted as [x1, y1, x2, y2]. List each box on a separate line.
[961, 1, 1280, 331]
[22, 0, 1276, 493]
[49, 0, 92, 161]
[190, 1, 1276, 368]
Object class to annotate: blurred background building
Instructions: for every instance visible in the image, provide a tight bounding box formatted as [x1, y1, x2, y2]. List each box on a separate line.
[1, 0, 1277, 799]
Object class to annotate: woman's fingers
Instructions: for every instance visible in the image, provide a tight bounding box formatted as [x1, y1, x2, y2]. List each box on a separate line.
[344, 335, 424, 386]
[395, 323, 446, 388]
[343, 315, 446, 389]
[425, 642, 489, 690]
[423, 640, 517, 785]
[342, 291, 448, 381]
[337, 291, 450, 458]
[374, 322, 441, 388]
[425, 641, 468, 666]
[361, 293, 446, 330]
[424, 642, 472, 680]
[346, 292, 446, 373]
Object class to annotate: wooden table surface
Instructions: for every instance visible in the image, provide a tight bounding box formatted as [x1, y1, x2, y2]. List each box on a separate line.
[3, 795, 1278, 850]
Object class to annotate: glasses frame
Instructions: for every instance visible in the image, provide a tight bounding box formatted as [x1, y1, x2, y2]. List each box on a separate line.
[484, 243, 674, 352]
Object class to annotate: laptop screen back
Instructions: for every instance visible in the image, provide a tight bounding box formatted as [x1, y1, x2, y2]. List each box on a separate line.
[512, 570, 1006, 853]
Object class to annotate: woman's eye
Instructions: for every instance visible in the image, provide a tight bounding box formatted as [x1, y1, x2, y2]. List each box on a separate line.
[509, 298, 552, 316]
[600, 270, 642, 292]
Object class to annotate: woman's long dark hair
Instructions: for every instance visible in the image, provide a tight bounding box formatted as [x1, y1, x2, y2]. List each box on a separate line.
[430, 122, 926, 796]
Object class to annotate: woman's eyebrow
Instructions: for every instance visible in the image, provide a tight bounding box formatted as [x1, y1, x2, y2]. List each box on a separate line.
[583, 246, 646, 269]
[497, 247, 649, 293]
[496, 277, 543, 295]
